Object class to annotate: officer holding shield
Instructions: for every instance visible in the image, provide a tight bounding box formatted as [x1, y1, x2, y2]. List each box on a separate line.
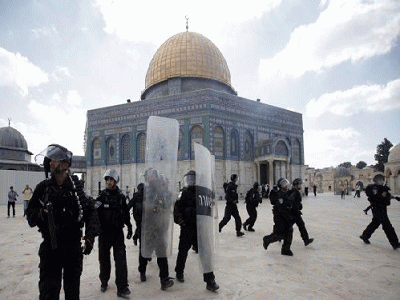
[174, 170, 219, 292]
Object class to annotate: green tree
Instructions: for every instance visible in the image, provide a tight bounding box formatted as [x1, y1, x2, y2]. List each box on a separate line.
[338, 162, 352, 168]
[374, 138, 393, 172]
[356, 161, 367, 169]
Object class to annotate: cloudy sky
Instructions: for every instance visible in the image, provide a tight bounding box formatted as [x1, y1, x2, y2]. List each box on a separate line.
[1, 0, 399, 169]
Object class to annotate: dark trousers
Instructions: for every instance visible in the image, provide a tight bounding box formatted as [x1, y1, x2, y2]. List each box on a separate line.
[7, 201, 15, 217]
[219, 203, 242, 232]
[38, 241, 83, 300]
[138, 240, 169, 279]
[243, 204, 258, 229]
[174, 226, 215, 283]
[294, 214, 310, 242]
[98, 229, 128, 291]
[361, 206, 399, 247]
[264, 213, 294, 251]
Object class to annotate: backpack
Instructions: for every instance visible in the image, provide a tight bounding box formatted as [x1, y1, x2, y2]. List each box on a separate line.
[223, 182, 228, 193]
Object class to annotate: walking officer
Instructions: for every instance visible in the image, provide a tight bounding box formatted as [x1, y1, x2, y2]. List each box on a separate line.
[289, 178, 314, 246]
[243, 182, 262, 232]
[96, 169, 132, 298]
[174, 171, 219, 292]
[219, 174, 245, 237]
[360, 174, 400, 249]
[263, 178, 295, 256]
[26, 144, 100, 300]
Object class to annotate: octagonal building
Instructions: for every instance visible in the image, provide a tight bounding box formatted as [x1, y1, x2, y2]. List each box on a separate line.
[84, 31, 305, 197]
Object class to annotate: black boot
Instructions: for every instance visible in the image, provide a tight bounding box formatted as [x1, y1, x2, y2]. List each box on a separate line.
[236, 231, 245, 237]
[263, 236, 271, 250]
[161, 277, 174, 290]
[281, 249, 293, 256]
[304, 238, 314, 246]
[140, 272, 146, 282]
[176, 273, 184, 282]
[359, 235, 370, 244]
[206, 280, 220, 292]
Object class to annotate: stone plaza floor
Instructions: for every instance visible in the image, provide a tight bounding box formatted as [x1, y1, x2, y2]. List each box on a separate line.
[1, 192, 399, 299]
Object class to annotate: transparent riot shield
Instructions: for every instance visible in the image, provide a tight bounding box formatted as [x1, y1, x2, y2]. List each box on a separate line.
[194, 142, 216, 274]
[141, 116, 179, 258]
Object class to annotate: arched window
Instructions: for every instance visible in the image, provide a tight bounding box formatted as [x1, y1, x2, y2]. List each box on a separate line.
[274, 140, 288, 156]
[230, 129, 239, 157]
[121, 134, 131, 163]
[244, 131, 253, 161]
[106, 137, 117, 165]
[91, 138, 101, 165]
[214, 126, 224, 159]
[136, 133, 146, 163]
[190, 125, 203, 159]
[292, 139, 301, 165]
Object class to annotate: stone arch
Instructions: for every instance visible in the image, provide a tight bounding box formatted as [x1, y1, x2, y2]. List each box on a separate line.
[274, 139, 289, 156]
[136, 132, 146, 163]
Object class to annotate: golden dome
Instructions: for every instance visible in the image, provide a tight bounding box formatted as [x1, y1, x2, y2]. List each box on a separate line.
[145, 31, 232, 90]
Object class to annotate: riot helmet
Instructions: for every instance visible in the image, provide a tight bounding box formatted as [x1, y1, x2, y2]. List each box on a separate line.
[373, 174, 385, 185]
[103, 169, 119, 183]
[183, 170, 196, 187]
[35, 144, 73, 178]
[292, 178, 303, 186]
[253, 182, 259, 189]
[137, 183, 144, 193]
[277, 178, 290, 191]
[231, 174, 238, 183]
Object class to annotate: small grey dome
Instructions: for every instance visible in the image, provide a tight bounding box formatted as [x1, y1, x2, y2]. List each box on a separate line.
[0, 126, 28, 150]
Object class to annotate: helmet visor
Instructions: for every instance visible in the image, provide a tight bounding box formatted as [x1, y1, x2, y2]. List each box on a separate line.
[35, 144, 72, 166]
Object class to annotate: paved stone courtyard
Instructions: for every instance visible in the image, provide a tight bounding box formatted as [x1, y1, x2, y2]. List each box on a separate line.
[1, 192, 399, 299]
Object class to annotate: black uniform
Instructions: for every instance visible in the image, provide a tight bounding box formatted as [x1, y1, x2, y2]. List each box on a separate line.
[263, 188, 295, 255]
[26, 175, 100, 300]
[128, 186, 170, 281]
[96, 186, 132, 292]
[174, 186, 215, 283]
[288, 188, 312, 245]
[243, 186, 262, 231]
[360, 184, 399, 248]
[219, 181, 243, 233]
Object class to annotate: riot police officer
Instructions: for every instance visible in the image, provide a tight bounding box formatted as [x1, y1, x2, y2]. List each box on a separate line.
[289, 178, 314, 246]
[174, 171, 219, 292]
[127, 182, 152, 283]
[360, 174, 400, 249]
[26, 144, 100, 300]
[219, 174, 245, 237]
[243, 182, 262, 232]
[96, 169, 132, 298]
[263, 178, 295, 256]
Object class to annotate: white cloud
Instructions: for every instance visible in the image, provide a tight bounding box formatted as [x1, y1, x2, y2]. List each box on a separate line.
[95, 0, 282, 45]
[67, 90, 82, 106]
[304, 127, 366, 167]
[260, 0, 400, 79]
[0, 47, 48, 95]
[27, 97, 86, 156]
[31, 26, 58, 39]
[306, 78, 400, 117]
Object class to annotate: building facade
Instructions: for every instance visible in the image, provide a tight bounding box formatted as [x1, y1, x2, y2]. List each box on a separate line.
[84, 31, 305, 198]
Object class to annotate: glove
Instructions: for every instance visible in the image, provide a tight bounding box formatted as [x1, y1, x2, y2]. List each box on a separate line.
[82, 237, 94, 255]
[127, 226, 133, 239]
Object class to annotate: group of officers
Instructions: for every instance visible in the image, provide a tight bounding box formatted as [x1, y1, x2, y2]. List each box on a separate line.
[25, 143, 400, 300]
